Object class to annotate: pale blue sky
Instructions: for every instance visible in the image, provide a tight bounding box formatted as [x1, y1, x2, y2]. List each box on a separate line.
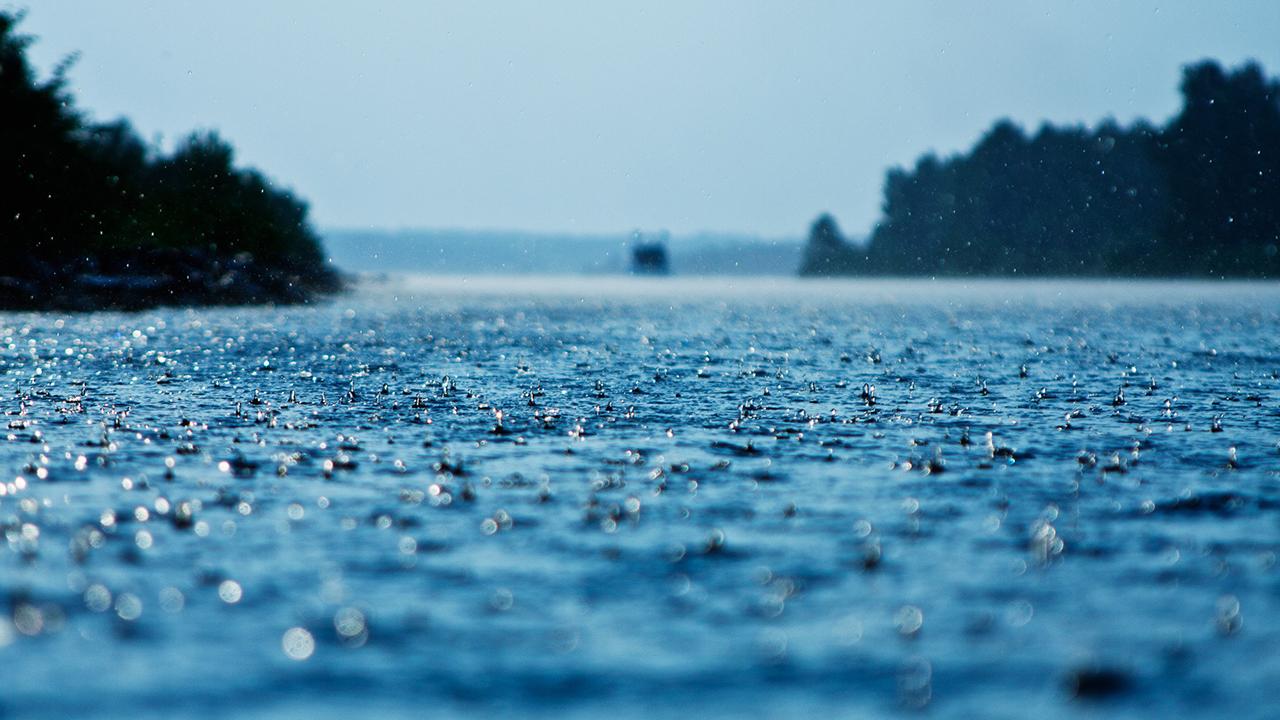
[17, 1, 1280, 237]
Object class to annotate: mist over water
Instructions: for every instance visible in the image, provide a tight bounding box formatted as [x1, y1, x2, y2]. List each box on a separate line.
[323, 230, 804, 277]
[3, 277, 1278, 718]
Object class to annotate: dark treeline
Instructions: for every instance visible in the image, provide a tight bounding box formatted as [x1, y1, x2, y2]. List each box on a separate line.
[0, 11, 339, 309]
[801, 60, 1280, 277]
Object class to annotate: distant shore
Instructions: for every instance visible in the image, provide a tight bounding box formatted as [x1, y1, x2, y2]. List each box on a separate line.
[799, 60, 1280, 279]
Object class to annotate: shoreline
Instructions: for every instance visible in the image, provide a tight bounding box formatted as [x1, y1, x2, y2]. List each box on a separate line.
[0, 248, 344, 312]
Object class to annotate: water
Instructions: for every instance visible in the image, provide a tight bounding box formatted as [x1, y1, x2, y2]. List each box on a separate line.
[2, 276, 1278, 719]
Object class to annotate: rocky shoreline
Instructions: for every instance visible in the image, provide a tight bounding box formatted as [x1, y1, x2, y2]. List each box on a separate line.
[0, 247, 343, 312]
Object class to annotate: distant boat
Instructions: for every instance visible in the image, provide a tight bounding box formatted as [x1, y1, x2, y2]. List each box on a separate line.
[630, 231, 670, 275]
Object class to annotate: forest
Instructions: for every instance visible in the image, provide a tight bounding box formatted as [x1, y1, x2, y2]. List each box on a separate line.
[801, 60, 1280, 278]
[0, 11, 339, 309]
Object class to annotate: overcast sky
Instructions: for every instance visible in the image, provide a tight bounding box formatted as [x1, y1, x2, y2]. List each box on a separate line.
[18, 1, 1280, 237]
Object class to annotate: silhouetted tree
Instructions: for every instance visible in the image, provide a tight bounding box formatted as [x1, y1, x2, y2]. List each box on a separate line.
[0, 10, 338, 308]
[1160, 61, 1280, 276]
[802, 59, 1279, 278]
[0, 11, 87, 270]
[798, 214, 861, 275]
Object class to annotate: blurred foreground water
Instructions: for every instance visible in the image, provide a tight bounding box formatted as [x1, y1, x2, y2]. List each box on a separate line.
[2, 276, 1278, 718]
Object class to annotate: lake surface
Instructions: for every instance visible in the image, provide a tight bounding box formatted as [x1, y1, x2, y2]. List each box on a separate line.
[3, 276, 1279, 719]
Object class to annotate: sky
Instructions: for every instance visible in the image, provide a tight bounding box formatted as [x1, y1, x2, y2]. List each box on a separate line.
[17, 1, 1280, 238]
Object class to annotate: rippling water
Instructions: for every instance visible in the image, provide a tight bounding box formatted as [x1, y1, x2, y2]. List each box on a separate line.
[3, 276, 1279, 718]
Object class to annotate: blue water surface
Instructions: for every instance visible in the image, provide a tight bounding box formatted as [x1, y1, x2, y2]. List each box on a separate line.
[2, 277, 1278, 719]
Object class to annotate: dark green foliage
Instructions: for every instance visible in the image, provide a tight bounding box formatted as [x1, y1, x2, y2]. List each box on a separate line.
[0, 11, 338, 307]
[1161, 61, 1280, 276]
[144, 132, 326, 271]
[0, 11, 85, 270]
[802, 60, 1280, 278]
[798, 214, 861, 275]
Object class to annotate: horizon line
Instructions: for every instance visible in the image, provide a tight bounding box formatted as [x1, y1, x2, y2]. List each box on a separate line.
[319, 225, 810, 243]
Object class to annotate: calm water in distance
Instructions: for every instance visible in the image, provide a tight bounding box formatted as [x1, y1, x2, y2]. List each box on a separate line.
[2, 276, 1278, 718]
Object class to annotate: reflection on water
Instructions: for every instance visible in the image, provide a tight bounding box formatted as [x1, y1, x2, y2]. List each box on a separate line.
[2, 276, 1278, 718]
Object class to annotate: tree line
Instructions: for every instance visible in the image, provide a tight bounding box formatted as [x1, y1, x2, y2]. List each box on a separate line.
[0, 11, 338, 308]
[801, 60, 1280, 278]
